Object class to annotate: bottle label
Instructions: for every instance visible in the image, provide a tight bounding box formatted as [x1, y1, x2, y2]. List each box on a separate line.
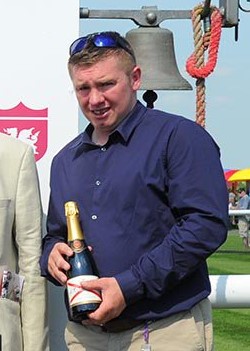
[67, 275, 102, 307]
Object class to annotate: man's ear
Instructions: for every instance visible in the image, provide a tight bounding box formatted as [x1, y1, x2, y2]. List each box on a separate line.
[131, 65, 141, 91]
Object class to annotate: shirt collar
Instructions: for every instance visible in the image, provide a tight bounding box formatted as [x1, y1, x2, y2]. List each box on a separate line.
[72, 101, 147, 156]
[83, 100, 146, 143]
[115, 101, 146, 143]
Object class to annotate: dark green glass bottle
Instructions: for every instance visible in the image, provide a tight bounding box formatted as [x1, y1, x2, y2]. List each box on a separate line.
[65, 201, 101, 322]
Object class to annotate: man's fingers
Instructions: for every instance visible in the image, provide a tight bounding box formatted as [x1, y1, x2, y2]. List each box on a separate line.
[48, 242, 73, 284]
[54, 242, 73, 256]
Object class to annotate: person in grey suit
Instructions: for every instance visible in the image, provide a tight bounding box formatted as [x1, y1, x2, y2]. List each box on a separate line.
[0, 132, 49, 351]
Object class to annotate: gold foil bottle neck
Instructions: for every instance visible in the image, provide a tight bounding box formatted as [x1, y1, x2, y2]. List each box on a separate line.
[65, 201, 79, 217]
[65, 201, 84, 242]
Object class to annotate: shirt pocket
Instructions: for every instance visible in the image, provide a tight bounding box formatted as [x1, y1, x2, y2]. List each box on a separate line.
[0, 199, 11, 209]
[0, 298, 23, 351]
[0, 199, 12, 225]
[0, 199, 14, 261]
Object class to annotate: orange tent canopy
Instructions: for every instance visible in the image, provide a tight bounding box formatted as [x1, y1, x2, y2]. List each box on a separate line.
[224, 169, 238, 181]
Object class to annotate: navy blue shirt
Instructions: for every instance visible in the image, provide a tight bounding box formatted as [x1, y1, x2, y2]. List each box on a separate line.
[40, 101, 228, 320]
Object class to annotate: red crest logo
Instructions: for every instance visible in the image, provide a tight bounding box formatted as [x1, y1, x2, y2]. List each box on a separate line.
[0, 102, 48, 161]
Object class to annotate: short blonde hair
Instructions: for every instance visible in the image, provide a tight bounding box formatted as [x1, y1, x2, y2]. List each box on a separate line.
[68, 47, 136, 77]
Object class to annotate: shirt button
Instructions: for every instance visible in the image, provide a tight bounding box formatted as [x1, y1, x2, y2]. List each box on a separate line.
[101, 147, 106, 152]
[91, 215, 97, 220]
[96, 180, 101, 186]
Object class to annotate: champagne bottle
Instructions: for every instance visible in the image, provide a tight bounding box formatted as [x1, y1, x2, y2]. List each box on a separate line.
[65, 201, 101, 322]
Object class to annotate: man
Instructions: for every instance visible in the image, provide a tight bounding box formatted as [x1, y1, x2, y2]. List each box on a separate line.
[235, 188, 250, 247]
[40, 31, 228, 350]
[0, 132, 49, 351]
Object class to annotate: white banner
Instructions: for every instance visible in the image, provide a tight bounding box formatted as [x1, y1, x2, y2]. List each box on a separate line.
[0, 0, 79, 213]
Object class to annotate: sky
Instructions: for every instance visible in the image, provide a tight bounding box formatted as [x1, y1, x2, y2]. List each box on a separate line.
[79, 0, 250, 170]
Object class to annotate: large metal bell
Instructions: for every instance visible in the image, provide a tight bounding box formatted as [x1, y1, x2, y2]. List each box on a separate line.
[126, 27, 192, 91]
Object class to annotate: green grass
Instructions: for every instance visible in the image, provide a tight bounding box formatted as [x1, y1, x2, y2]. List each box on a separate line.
[207, 230, 250, 350]
[208, 232, 250, 275]
[212, 309, 250, 350]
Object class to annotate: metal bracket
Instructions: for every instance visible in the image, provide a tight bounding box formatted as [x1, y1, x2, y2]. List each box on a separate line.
[219, 0, 239, 27]
[80, 6, 191, 27]
[80, 2, 248, 40]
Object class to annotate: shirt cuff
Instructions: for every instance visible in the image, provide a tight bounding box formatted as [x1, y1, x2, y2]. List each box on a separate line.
[115, 268, 145, 305]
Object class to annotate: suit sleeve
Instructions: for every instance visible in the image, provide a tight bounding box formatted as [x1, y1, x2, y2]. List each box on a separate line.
[15, 145, 49, 351]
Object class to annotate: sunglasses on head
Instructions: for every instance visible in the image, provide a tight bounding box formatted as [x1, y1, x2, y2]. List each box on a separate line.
[69, 31, 135, 60]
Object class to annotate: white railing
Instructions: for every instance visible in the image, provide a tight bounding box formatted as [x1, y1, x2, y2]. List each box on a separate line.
[209, 209, 250, 308]
[209, 275, 250, 308]
[229, 209, 250, 216]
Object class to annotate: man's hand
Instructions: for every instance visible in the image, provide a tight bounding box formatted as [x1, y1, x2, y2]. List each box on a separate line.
[48, 242, 73, 285]
[80, 277, 126, 325]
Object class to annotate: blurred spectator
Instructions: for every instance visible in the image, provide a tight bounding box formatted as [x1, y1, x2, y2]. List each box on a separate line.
[228, 190, 237, 229]
[233, 188, 250, 247]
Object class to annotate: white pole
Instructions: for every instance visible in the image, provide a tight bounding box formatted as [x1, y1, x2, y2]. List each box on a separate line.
[229, 209, 250, 216]
[209, 275, 250, 308]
